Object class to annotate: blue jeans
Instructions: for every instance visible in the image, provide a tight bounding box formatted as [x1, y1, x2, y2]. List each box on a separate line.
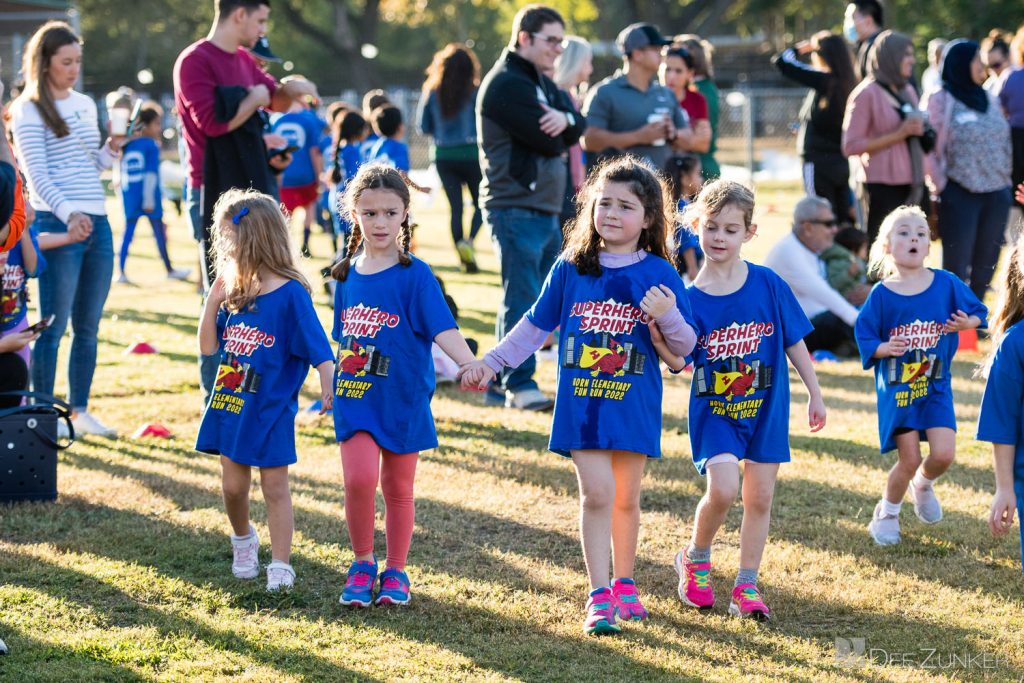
[186, 183, 219, 404]
[938, 181, 1012, 300]
[31, 212, 113, 410]
[486, 207, 561, 393]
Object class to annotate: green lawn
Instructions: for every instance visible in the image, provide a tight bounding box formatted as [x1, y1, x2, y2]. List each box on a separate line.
[0, 183, 1021, 682]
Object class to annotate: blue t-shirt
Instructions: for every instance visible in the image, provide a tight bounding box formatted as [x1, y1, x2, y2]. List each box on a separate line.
[329, 144, 364, 234]
[527, 254, 694, 459]
[273, 109, 326, 189]
[196, 280, 334, 467]
[332, 256, 457, 453]
[367, 137, 410, 172]
[120, 137, 162, 220]
[0, 228, 44, 331]
[686, 263, 813, 474]
[359, 132, 380, 163]
[674, 198, 702, 268]
[855, 269, 987, 453]
[976, 321, 1024, 572]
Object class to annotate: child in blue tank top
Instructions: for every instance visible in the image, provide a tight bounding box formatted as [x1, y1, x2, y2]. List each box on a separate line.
[196, 189, 334, 594]
[651, 179, 826, 623]
[461, 157, 698, 635]
[855, 206, 985, 548]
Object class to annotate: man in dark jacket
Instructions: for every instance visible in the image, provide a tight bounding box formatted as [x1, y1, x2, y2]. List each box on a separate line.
[478, 4, 586, 411]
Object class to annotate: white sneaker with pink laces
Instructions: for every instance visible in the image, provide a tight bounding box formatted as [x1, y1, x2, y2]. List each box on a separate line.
[231, 527, 260, 579]
[266, 560, 295, 592]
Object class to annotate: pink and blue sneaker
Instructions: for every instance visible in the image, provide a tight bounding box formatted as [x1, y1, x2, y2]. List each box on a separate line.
[611, 578, 649, 621]
[729, 583, 771, 622]
[583, 586, 621, 635]
[339, 558, 377, 607]
[374, 568, 411, 606]
[674, 550, 715, 610]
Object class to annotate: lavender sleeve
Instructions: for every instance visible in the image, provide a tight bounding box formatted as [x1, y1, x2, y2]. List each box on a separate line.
[483, 317, 550, 373]
[655, 307, 697, 357]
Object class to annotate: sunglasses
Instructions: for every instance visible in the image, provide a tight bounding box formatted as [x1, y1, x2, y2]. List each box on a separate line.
[809, 218, 838, 227]
[532, 33, 567, 49]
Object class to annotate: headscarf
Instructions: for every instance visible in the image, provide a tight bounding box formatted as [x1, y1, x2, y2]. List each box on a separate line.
[866, 30, 913, 90]
[941, 39, 988, 112]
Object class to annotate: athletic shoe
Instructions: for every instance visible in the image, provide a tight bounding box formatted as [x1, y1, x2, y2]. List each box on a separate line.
[115, 273, 131, 284]
[456, 240, 478, 273]
[674, 550, 715, 610]
[583, 587, 621, 635]
[231, 527, 260, 579]
[374, 567, 411, 606]
[729, 583, 770, 622]
[167, 267, 192, 281]
[339, 559, 377, 607]
[72, 411, 117, 438]
[868, 501, 901, 545]
[266, 560, 295, 592]
[611, 578, 648, 621]
[300, 244, 311, 259]
[505, 388, 554, 412]
[909, 482, 943, 524]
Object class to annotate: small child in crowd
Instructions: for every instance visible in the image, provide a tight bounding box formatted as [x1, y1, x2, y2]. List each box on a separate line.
[821, 226, 868, 301]
[664, 154, 704, 282]
[0, 223, 44, 369]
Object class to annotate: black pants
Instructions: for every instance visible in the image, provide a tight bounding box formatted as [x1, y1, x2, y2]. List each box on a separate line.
[1012, 127, 1024, 209]
[864, 182, 925, 247]
[804, 156, 852, 227]
[805, 311, 856, 355]
[939, 180, 1012, 300]
[436, 158, 483, 245]
[0, 353, 29, 409]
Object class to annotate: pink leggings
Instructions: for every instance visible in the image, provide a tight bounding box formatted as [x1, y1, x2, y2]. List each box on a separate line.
[340, 431, 418, 570]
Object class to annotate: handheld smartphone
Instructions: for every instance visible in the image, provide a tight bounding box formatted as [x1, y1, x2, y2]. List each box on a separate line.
[26, 314, 55, 335]
[269, 144, 299, 158]
[124, 99, 144, 137]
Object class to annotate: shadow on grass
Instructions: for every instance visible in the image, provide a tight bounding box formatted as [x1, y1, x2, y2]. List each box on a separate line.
[103, 307, 202, 339]
[0, 621, 149, 682]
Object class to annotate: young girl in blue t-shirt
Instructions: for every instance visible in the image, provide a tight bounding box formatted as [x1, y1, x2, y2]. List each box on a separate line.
[326, 111, 368, 244]
[331, 164, 477, 608]
[855, 206, 985, 547]
[651, 179, 826, 622]
[461, 157, 698, 635]
[978, 234, 1024, 572]
[196, 189, 335, 593]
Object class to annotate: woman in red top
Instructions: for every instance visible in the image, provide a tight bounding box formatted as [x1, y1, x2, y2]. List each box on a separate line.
[661, 46, 711, 155]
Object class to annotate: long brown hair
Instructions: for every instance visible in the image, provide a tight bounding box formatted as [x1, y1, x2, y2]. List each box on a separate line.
[422, 43, 480, 119]
[19, 21, 80, 138]
[982, 234, 1024, 377]
[210, 188, 311, 313]
[812, 32, 857, 117]
[563, 156, 674, 276]
[330, 163, 413, 281]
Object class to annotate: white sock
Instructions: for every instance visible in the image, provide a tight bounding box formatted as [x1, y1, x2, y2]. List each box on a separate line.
[231, 525, 254, 542]
[881, 498, 902, 517]
[912, 471, 935, 489]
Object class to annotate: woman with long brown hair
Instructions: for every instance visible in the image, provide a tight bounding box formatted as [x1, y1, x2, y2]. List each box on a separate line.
[417, 43, 482, 272]
[10, 21, 121, 436]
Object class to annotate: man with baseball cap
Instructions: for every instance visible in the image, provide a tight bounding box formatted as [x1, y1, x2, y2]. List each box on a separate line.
[582, 23, 693, 167]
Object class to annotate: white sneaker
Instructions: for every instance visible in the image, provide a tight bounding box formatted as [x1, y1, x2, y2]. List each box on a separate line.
[72, 411, 117, 438]
[505, 387, 554, 411]
[909, 483, 943, 524]
[57, 418, 70, 440]
[868, 502, 901, 546]
[167, 267, 192, 281]
[115, 273, 131, 284]
[231, 527, 260, 579]
[266, 560, 296, 592]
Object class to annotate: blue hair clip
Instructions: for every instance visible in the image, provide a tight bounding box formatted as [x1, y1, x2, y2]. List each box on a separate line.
[232, 206, 250, 224]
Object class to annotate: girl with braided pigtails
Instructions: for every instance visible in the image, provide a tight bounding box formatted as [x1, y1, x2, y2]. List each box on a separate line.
[330, 163, 477, 607]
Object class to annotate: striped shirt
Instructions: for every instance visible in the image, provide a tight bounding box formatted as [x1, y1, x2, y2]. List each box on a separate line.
[10, 91, 115, 223]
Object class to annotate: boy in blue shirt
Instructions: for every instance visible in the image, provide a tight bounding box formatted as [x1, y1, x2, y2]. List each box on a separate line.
[272, 93, 326, 258]
[367, 106, 429, 194]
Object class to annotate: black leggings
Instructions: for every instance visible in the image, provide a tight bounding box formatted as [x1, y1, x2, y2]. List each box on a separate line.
[804, 157, 852, 227]
[436, 158, 483, 245]
[865, 183, 925, 248]
[0, 353, 28, 409]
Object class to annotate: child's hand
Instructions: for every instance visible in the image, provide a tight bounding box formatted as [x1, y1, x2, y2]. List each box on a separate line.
[989, 489, 1017, 537]
[209, 277, 228, 306]
[943, 309, 972, 333]
[320, 388, 334, 414]
[640, 285, 676, 320]
[808, 394, 826, 432]
[886, 335, 910, 356]
[66, 213, 93, 243]
[649, 319, 665, 344]
[457, 360, 495, 390]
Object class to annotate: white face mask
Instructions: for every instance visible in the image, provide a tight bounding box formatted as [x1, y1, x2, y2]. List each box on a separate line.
[843, 19, 859, 43]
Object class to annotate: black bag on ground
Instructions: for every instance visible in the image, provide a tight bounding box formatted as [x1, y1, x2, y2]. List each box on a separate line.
[0, 391, 74, 503]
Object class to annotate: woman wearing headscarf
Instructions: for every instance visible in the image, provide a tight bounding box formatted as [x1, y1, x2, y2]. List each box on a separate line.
[925, 39, 1012, 299]
[842, 30, 928, 246]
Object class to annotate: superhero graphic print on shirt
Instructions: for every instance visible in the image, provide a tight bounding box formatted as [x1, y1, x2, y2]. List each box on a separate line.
[0, 252, 26, 327]
[334, 303, 398, 400]
[882, 319, 944, 407]
[210, 322, 272, 415]
[562, 299, 648, 402]
[693, 320, 775, 420]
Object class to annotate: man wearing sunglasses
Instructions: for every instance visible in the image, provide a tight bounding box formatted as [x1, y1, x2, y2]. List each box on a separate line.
[764, 196, 865, 355]
[477, 4, 586, 411]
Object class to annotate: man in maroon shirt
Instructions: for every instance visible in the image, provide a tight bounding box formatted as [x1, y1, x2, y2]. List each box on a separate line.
[174, 0, 317, 401]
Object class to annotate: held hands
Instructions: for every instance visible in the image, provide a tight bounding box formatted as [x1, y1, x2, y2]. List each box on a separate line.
[807, 393, 827, 432]
[66, 212, 93, 243]
[457, 360, 496, 391]
[989, 488, 1017, 536]
[539, 103, 569, 137]
[943, 309, 973, 333]
[320, 386, 334, 415]
[640, 285, 676, 320]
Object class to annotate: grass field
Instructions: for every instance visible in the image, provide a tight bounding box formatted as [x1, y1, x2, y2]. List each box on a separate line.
[1, 183, 1022, 682]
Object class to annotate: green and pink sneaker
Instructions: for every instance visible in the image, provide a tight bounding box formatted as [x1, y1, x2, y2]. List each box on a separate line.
[583, 586, 621, 635]
[674, 550, 715, 610]
[611, 578, 648, 621]
[729, 583, 771, 622]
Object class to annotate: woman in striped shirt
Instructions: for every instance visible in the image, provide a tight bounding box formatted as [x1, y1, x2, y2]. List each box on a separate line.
[10, 21, 121, 437]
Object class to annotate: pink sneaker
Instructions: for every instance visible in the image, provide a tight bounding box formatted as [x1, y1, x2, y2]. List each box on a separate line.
[674, 550, 715, 609]
[729, 583, 770, 621]
[583, 587, 621, 635]
[611, 578, 648, 621]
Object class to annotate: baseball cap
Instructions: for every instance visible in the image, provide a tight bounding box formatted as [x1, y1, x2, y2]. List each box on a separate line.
[617, 23, 672, 56]
[250, 36, 282, 63]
